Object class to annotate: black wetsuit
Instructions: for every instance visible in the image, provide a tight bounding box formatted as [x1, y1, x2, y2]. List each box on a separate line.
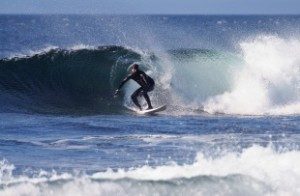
[118, 70, 155, 109]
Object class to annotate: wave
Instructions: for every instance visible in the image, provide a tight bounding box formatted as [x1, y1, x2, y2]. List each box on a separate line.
[1, 145, 299, 196]
[1, 35, 299, 115]
[0, 45, 224, 114]
[0, 46, 142, 114]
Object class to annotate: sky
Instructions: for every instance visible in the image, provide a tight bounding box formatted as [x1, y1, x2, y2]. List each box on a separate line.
[0, 0, 300, 15]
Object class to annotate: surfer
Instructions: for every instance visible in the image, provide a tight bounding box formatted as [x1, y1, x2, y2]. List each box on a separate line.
[115, 64, 155, 111]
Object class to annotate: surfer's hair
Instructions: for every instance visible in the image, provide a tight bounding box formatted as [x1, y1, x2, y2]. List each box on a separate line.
[132, 63, 139, 70]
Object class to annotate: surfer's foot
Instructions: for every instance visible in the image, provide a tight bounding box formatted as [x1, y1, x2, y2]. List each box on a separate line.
[146, 106, 153, 110]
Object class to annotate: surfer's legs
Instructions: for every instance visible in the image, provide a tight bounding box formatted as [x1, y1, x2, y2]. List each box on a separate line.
[132, 84, 154, 110]
[131, 88, 142, 110]
[142, 92, 152, 109]
[142, 84, 154, 109]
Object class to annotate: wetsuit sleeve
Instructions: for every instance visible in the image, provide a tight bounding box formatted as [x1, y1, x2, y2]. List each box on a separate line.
[118, 75, 132, 89]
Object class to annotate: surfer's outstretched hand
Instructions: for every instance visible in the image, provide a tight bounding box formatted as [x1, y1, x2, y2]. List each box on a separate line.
[114, 89, 120, 98]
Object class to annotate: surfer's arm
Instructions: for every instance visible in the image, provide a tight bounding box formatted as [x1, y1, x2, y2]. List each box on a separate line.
[115, 76, 131, 96]
[115, 75, 132, 94]
[118, 75, 131, 89]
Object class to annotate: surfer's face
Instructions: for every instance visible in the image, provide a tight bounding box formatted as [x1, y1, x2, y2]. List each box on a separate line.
[131, 68, 137, 74]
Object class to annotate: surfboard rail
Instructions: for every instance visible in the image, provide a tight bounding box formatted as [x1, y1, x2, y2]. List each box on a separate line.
[137, 105, 167, 115]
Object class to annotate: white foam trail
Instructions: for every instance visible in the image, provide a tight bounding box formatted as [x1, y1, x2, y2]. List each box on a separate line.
[1, 145, 300, 196]
[204, 35, 300, 115]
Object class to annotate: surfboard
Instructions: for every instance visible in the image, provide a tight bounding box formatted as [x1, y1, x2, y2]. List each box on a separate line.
[137, 105, 167, 115]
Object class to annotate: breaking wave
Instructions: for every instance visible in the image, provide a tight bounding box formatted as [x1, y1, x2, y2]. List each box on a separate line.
[1, 145, 299, 196]
[204, 36, 300, 115]
[0, 35, 299, 115]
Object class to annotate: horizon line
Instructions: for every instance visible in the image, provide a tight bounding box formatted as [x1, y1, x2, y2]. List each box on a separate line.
[0, 13, 300, 16]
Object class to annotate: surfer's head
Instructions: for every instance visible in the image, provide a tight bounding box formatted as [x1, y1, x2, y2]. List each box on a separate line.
[131, 63, 139, 73]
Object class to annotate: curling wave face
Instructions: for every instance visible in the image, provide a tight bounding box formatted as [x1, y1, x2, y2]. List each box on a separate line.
[0, 46, 142, 114]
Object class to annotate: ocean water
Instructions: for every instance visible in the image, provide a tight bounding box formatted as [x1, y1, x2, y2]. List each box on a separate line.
[0, 15, 300, 195]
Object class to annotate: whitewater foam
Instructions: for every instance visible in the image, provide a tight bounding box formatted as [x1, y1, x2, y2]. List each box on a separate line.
[204, 35, 300, 115]
[1, 145, 299, 196]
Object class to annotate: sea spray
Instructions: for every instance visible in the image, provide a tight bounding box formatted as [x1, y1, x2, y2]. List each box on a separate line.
[204, 36, 300, 115]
